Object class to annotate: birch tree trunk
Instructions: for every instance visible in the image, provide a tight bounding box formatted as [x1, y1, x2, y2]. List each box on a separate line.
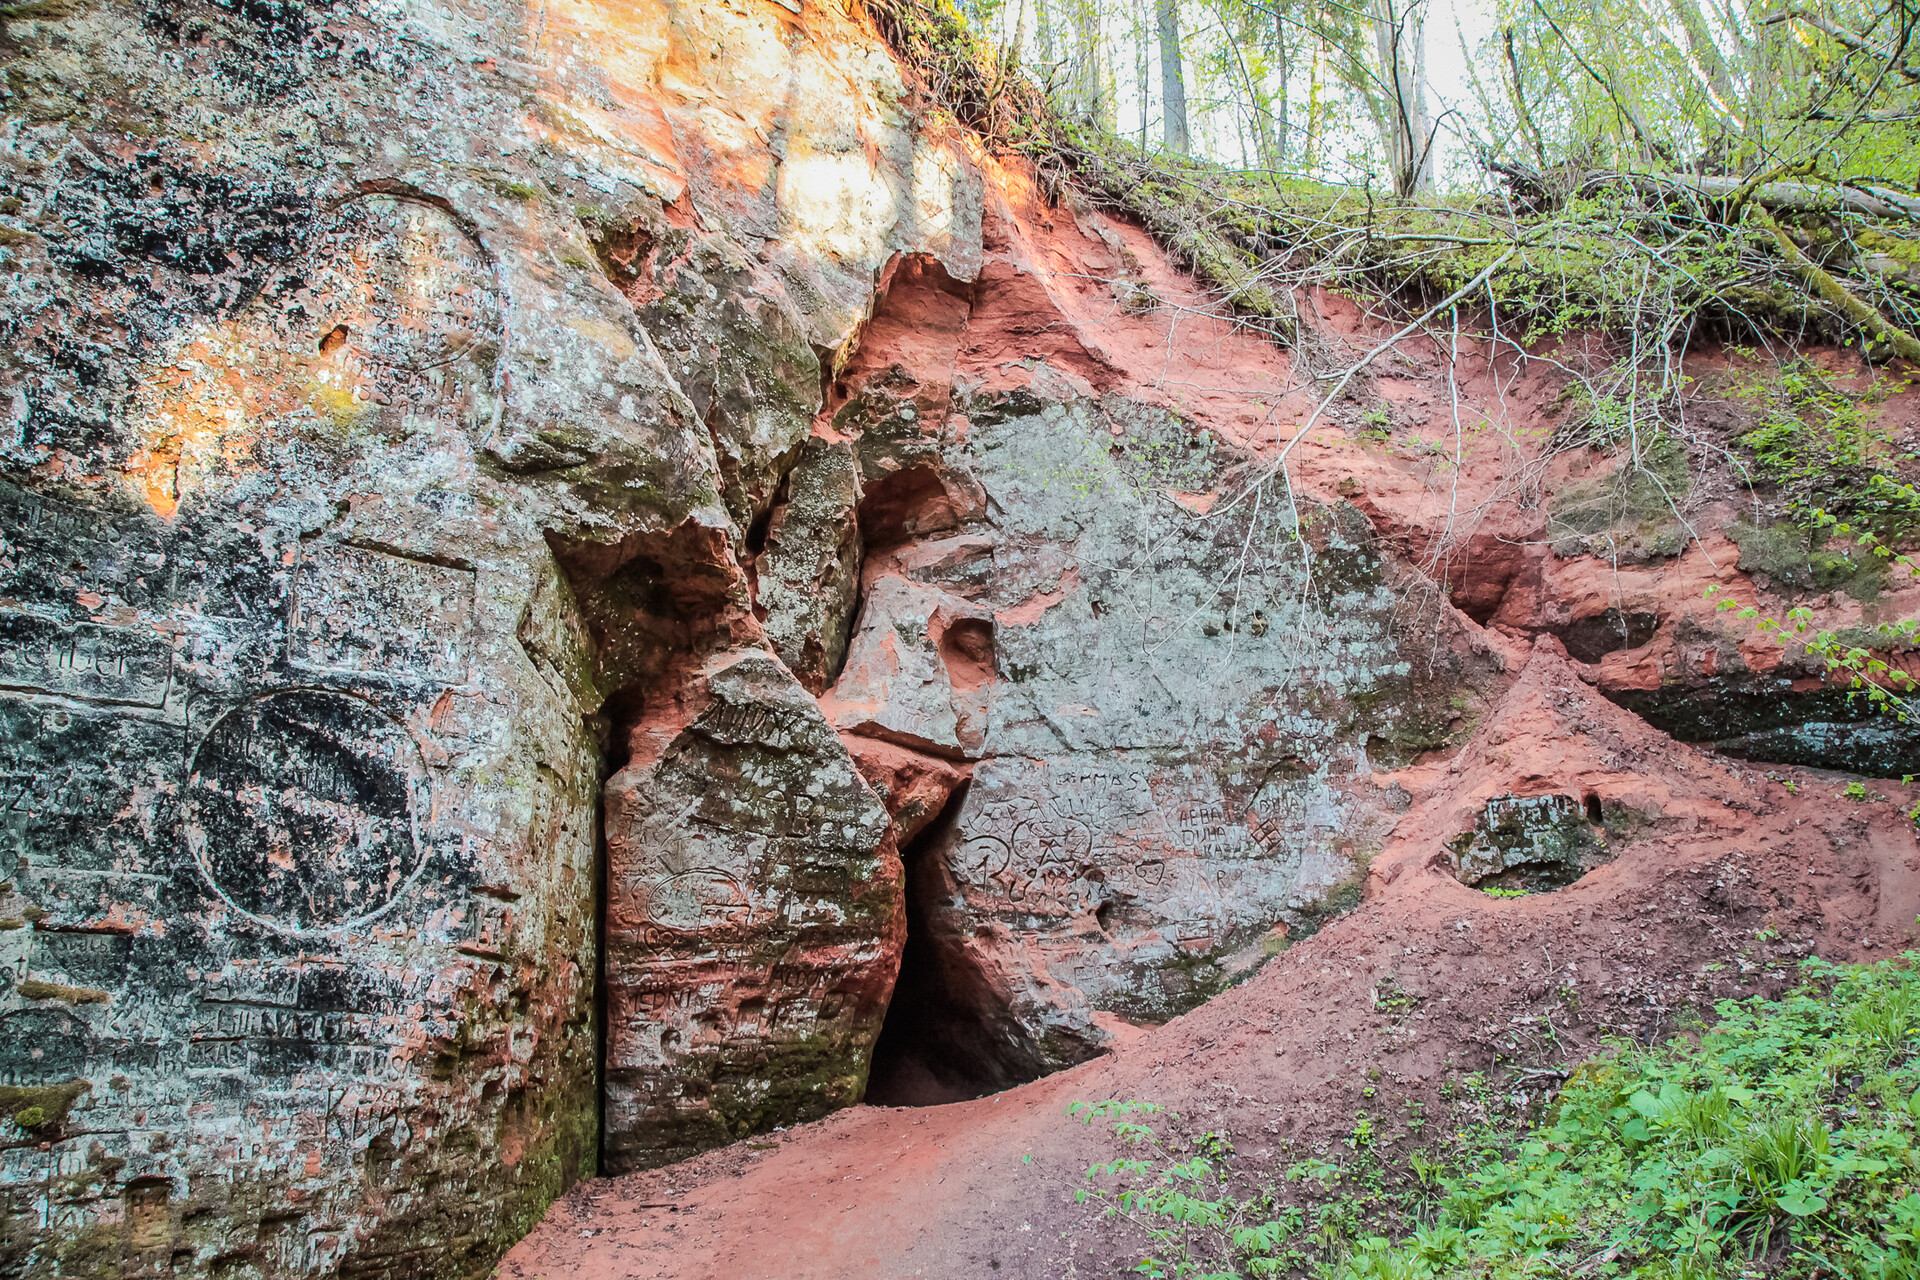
[1137, 0, 1153, 148]
[1370, 0, 1433, 195]
[1272, 8, 1291, 166]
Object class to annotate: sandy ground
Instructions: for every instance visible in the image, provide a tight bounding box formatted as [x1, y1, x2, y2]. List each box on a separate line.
[501, 644, 1920, 1279]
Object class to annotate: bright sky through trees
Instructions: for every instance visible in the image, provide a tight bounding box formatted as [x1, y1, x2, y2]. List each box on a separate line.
[956, 0, 1920, 199]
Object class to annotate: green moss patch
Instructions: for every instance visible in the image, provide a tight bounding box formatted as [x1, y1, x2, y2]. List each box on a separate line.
[16, 979, 110, 1004]
[1, 1080, 91, 1131]
[1547, 439, 1692, 562]
[1729, 519, 1887, 600]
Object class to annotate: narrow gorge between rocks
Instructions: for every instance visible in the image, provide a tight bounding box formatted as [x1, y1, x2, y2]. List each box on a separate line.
[5, 1, 1920, 1278]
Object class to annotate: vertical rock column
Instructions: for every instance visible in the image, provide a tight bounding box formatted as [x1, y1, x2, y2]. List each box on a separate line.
[600, 652, 903, 1172]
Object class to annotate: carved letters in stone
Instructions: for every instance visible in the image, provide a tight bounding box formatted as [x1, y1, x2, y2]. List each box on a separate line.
[0, 611, 174, 707]
[301, 194, 503, 373]
[289, 542, 477, 683]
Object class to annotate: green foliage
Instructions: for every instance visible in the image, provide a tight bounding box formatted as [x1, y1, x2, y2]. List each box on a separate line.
[863, 0, 1056, 154]
[1072, 955, 1920, 1278]
[1705, 501, 1920, 722]
[1720, 360, 1920, 536]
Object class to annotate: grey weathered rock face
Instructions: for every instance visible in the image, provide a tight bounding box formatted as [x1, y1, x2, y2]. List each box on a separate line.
[0, 0, 1473, 1271]
[601, 650, 900, 1172]
[835, 360, 1468, 1091]
[1448, 794, 1612, 890]
[758, 437, 864, 693]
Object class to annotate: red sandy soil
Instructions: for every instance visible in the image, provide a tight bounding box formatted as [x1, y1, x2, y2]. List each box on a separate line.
[500, 147, 1920, 1280]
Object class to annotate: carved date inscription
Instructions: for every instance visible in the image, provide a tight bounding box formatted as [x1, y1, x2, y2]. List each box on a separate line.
[182, 689, 429, 934]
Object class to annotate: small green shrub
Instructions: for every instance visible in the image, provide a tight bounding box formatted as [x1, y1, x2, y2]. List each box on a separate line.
[1724, 361, 1920, 537]
[1071, 954, 1920, 1278]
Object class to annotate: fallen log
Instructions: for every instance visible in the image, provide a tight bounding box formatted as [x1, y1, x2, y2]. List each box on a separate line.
[1590, 172, 1920, 222]
[1748, 202, 1920, 363]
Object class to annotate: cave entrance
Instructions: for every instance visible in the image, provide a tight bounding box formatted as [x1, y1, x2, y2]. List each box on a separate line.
[863, 790, 1040, 1107]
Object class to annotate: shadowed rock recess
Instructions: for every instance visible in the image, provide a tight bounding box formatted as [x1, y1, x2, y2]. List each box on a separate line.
[6, 2, 1917, 1279]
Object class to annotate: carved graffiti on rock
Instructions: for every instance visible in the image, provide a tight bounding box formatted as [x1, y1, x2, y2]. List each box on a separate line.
[635, 868, 764, 935]
[182, 688, 430, 934]
[302, 194, 503, 373]
[0, 610, 174, 707]
[0, 1007, 93, 1085]
[1, 699, 181, 923]
[289, 542, 476, 682]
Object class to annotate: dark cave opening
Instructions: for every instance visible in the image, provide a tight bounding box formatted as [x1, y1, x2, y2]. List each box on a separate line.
[590, 699, 630, 1176]
[864, 787, 1041, 1107]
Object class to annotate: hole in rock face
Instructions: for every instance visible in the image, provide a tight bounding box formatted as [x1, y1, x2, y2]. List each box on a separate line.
[858, 464, 962, 552]
[865, 788, 1043, 1107]
[587, 219, 660, 305]
[1557, 608, 1661, 663]
[937, 617, 995, 694]
[318, 323, 350, 354]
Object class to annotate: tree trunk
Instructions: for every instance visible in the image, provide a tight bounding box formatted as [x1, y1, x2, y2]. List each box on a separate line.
[1501, 25, 1548, 168]
[1066, 0, 1111, 127]
[1614, 173, 1920, 221]
[1305, 40, 1324, 172]
[1369, 0, 1432, 195]
[1157, 0, 1190, 152]
[1137, 0, 1152, 149]
[1220, 3, 1277, 172]
[1749, 204, 1920, 364]
[1272, 8, 1291, 166]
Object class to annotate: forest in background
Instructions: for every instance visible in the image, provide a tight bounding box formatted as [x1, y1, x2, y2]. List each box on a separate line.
[874, 0, 1920, 357]
[927, 0, 1919, 200]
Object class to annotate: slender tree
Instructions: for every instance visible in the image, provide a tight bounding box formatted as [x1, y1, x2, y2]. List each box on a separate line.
[1367, 0, 1434, 194]
[1270, 2, 1291, 166]
[1137, 0, 1154, 147]
[1158, 0, 1192, 151]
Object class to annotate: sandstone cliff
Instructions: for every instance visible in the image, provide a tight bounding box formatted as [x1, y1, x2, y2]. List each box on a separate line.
[3, 2, 1918, 1279]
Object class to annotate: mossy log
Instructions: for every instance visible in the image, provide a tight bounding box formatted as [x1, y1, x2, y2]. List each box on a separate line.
[1749, 204, 1920, 364]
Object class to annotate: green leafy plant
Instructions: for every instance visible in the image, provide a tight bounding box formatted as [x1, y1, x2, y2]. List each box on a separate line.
[1071, 955, 1920, 1278]
[1704, 497, 1920, 722]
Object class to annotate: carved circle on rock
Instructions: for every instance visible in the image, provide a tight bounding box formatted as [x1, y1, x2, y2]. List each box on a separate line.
[638, 869, 762, 936]
[303, 193, 502, 372]
[183, 689, 430, 935]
